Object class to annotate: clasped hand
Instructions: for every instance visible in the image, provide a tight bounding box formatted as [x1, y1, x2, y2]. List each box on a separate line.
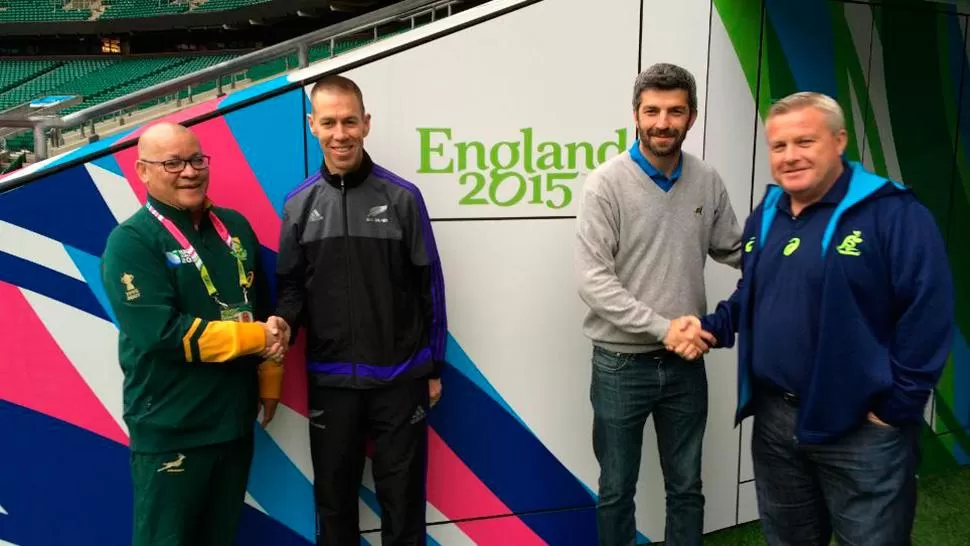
[260, 316, 291, 361]
[663, 316, 717, 361]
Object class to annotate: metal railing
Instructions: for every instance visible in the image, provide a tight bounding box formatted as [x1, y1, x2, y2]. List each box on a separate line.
[0, 0, 463, 160]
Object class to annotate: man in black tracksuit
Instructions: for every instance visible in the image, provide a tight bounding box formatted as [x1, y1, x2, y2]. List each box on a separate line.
[275, 75, 447, 546]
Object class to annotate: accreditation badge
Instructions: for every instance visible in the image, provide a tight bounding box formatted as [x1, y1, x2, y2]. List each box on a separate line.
[221, 302, 255, 323]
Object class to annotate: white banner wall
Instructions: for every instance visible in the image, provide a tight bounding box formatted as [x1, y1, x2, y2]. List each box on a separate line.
[303, 0, 750, 539]
[334, 0, 641, 220]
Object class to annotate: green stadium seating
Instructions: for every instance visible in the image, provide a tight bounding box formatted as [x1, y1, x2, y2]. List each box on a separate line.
[191, 0, 270, 13]
[1, 151, 27, 173]
[100, 0, 188, 20]
[0, 25, 410, 153]
[0, 0, 277, 22]
[0, 0, 91, 23]
[94, 54, 238, 111]
[56, 57, 190, 114]
[99, 0, 274, 20]
[3, 132, 32, 153]
[0, 60, 61, 96]
[0, 59, 116, 111]
[246, 53, 297, 82]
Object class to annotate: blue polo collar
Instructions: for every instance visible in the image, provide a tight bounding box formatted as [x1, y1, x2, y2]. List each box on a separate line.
[629, 140, 683, 192]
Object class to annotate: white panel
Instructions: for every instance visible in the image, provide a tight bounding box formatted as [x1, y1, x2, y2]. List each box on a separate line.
[640, 0, 713, 156]
[0, 540, 20, 546]
[704, 11, 757, 218]
[20, 288, 127, 435]
[636, 416, 665, 536]
[844, 3, 875, 169]
[312, 0, 640, 219]
[739, 419, 754, 483]
[0, 503, 6, 515]
[863, 9, 903, 181]
[86, 163, 142, 224]
[244, 492, 268, 515]
[844, 3, 873, 87]
[359, 493, 382, 536]
[923, 390, 935, 428]
[0, 220, 84, 281]
[432, 219, 602, 499]
[362, 456, 376, 492]
[264, 403, 313, 481]
[699, 7, 755, 532]
[358, 458, 382, 531]
[363, 510, 480, 546]
[739, 416, 755, 495]
[848, 72, 867, 162]
[427, 505, 477, 545]
[737, 480, 760, 524]
[861, 123, 875, 172]
[752, 122, 773, 205]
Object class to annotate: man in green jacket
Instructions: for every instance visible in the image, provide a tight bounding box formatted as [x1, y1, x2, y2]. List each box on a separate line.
[101, 122, 289, 546]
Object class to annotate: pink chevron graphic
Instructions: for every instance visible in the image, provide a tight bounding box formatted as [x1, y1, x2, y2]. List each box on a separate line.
[0, 281, 128, 445]
[427, 429, 545, 545]
[111, 115, 282, 251]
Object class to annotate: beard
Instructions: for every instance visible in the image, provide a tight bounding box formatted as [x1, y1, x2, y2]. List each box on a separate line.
[638, 124, 686, 157]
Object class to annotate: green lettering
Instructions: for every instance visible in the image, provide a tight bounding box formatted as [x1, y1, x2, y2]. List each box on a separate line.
[536, 142, 563, 170]
[417, 128, 453, 174]
[566, 142, 595, 170]
[456, 141, 486, 171]
[521, 128, 535, 173]
[490, 141, 520, 172]
[597, 128, 628, 164]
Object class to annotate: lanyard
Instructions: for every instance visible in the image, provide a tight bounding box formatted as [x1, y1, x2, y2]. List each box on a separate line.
[146, 201, 251, 307]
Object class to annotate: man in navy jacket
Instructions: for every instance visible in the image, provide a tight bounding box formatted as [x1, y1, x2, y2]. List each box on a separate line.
[695, 91, 954, 545]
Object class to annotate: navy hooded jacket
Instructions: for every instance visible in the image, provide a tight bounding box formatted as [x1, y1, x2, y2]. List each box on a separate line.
[701, 161, 954, 444]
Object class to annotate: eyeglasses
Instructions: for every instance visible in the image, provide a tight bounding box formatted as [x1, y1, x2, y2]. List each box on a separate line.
[139, 155, 210, 173]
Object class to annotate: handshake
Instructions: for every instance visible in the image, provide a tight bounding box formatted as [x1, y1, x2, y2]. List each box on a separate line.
[259, 316, 291, 362]
[663, 316, 717, 361]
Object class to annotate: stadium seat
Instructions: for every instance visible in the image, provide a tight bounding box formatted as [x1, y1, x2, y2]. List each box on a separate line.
[0, 59, 117, 111]
[0, 0, 91, 23]
[0, 60, 61, 96]
[94, 54, 240, 112]
[0, 30, 401, 153]
[191, 0, 271, 13]
[57, 57, 192, 114]
[100, 0, 188, 20]
[95, 0, 272, 19]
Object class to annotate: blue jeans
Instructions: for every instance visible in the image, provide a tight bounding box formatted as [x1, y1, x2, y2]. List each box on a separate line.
[590, 346, 708, 546]
[752, 392, 921, 546]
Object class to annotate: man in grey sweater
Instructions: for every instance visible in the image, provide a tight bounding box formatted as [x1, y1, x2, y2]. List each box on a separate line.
[575, 63, 742, 546]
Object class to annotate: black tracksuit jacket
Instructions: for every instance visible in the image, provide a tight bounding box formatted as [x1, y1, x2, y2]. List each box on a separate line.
[275, 152, 447, 388]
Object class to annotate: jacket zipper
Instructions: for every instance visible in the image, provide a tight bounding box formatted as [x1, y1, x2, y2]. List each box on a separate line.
[341, 178, 357, 384]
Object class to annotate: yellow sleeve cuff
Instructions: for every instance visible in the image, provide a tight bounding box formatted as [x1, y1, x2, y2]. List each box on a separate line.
[192, 321, 266, 363]
[258, 360, 284, 399]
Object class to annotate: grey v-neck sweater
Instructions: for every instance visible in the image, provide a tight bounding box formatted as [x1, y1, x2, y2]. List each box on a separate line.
[574, 150, 742, 353]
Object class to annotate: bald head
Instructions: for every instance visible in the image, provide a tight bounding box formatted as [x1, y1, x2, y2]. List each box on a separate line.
[136, 122, 210, 213]
[138, 122, 199, 157]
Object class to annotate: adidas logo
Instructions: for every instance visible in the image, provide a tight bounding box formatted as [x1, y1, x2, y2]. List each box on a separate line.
[409, 405, 426, 424]
[308, 209, 323, 222]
